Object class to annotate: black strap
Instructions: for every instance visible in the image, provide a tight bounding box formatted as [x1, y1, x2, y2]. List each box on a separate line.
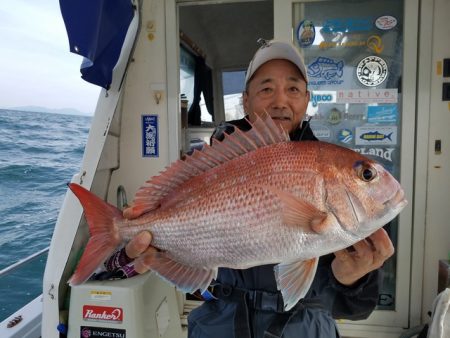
[213, 284, 253, 338]
[213, 284, 324, 338]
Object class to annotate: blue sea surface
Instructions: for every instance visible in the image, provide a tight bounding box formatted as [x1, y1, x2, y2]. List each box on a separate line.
[0, 109, 91, 321]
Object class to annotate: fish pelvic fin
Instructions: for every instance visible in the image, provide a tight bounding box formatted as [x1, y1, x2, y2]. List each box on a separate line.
[136, 251, 216, 293]
[125, 112, 290, 218]
[261, 186, 329, 234]
[68, 183, 123, 285]
[274, 258, 318, 311]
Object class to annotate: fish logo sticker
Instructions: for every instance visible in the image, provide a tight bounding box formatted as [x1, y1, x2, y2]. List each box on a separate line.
[308, 57, 344, 86]
[296, 20, 315, 47]
[375, 15, 397, 30]
[356, 56, 388, 87]
[355, 126, 397, 145]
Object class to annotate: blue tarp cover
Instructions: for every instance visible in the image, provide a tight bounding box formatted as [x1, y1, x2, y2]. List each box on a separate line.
[59, 0, 134, 89]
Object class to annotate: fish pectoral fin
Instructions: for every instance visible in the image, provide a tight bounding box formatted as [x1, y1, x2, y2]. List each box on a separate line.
[274, 258, 319, 311]
[262, 186, 328, 233]
[136, 251, 216, 293]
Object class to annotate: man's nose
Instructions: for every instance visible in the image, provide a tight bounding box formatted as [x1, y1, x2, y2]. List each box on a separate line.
[271, 88, 289, 108]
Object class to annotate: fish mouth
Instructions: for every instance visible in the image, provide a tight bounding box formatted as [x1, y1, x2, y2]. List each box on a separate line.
[384, 188, 408, 211]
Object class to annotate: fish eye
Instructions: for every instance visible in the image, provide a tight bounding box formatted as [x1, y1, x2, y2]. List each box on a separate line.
[355, 161, 377, 182]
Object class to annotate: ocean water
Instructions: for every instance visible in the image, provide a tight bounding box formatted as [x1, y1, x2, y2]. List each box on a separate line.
[0, 109, 91, 321]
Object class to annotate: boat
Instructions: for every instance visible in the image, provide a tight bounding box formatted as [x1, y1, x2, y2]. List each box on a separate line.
[1, 0, 450, 337]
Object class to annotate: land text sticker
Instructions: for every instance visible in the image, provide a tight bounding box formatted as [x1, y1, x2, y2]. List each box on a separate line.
[142, 115, 159, 157]
[355, 126, 397, 145]
[356, 56, 388, 87]
[296, 20, 315, 47]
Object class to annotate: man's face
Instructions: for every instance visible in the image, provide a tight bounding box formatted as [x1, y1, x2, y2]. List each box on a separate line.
[243, 59, 310, 134]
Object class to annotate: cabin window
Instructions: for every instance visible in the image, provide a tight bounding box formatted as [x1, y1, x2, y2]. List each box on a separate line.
[180, 46, 195, 112]
[222, 70, 246, 121]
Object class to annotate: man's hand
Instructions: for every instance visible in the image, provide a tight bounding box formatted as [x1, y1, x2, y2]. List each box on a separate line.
[331, 228, 394, 286]
[124, 231, 156, 274]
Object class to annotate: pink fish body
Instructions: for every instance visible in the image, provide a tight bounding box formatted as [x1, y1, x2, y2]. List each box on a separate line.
[69, 114, 407, 310]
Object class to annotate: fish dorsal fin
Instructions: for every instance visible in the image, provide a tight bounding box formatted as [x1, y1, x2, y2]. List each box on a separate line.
[124, 112, 290, 219]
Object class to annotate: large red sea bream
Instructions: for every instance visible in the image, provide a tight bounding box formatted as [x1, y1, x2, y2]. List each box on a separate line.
[68, 113, 407, 311]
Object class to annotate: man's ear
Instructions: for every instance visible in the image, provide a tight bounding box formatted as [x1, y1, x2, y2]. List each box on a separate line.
[303, 90, 311, 109]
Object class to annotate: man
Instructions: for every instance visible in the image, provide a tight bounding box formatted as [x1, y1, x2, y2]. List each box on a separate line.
[115, 39, 394, 337]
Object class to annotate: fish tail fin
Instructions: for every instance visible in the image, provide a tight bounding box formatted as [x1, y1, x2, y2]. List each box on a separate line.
[68, 183, 123, 285]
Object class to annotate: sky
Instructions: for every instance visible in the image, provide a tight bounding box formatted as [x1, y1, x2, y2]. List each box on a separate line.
[0, 0, 100, 115]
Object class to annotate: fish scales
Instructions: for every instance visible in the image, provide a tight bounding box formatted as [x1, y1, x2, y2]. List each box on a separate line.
[117, 142, 365, 267]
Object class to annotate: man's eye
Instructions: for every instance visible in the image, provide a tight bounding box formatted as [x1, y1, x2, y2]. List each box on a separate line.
[289, 87, 300, 92]
[260, 87, 273, 94]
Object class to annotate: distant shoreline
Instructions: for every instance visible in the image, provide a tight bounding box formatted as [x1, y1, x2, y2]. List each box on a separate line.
[0, 107, 93, 117]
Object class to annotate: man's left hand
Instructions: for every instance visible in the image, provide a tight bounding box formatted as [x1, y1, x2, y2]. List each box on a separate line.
[331, 228, 394, 286]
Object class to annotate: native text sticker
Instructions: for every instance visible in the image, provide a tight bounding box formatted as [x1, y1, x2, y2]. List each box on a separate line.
[356, 56, 388, 87]
[336, 89, 397, 104]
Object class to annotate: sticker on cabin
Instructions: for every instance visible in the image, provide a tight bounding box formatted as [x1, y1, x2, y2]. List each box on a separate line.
[375, 15, 397, 30]
[89, 290, 112, 301]
[366, 35, 384, 54]
[309, 124, 332, 140]
[338, 129, 353, 144]
[352, 147, 395, 162]
[142, 115, 159, 157]
[296, 20, 315, 47]
[80, 326, 126, 338]
[307, 57, 344, 86]
[83, 305, 123, 323]
[309, 91, 336, 107]
[356, 56, 388, 87]
[336, 89, 398, 104]
[322, 17, 372, 33]
[367, 105, 398, 123]
[355, 126, 397, 145]
[327, 108, 342, 125]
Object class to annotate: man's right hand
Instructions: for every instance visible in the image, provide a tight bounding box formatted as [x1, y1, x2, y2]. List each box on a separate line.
[124, 231, 156, 274]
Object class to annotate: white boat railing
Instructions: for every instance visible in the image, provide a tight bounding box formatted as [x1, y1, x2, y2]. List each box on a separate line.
[0, 246, 49, 278]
